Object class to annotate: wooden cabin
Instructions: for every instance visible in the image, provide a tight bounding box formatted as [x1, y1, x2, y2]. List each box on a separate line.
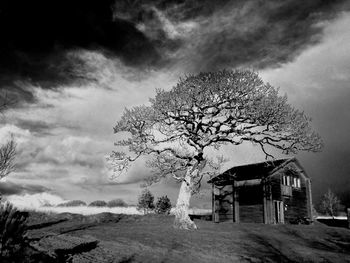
[207, 158, 313, 224]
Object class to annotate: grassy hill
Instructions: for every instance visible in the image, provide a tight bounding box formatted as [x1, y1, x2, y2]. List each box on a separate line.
[24, 213, 350, 262]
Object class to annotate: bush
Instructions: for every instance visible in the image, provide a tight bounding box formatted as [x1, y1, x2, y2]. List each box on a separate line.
[0, 201, 28, 262]
[155, 196, 172, 215]
[319, 189, 340, 218]
[137, 189, 155, 214]
[88, 200, 107, 207]
[289, 216, 312, 225]
[57, 200, 87, 207]
[107, 199, 128, 208]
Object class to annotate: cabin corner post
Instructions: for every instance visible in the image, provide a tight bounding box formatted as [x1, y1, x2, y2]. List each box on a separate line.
[263, 180, 267, 224]
[263, 179, 273, 224]
[213, 184, 220, 223]
[233, 180, 239, 223]
[212, 183, 214, 222]
[305, 178, 313, 221]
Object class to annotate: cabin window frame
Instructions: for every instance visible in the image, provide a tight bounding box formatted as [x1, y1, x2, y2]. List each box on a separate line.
[282, 175, 291, 186]
[291, 177, 301, 189]
[282, 175, 301, 189]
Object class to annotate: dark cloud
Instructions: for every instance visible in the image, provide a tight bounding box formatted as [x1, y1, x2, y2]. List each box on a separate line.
[0, 0, 162, 103]
[0, 0, 349, 104]
[113, 0, 350, 70]
[296, 86, 350, 203]
[179, 0, 350, 71]
[0, 181, 49, 195]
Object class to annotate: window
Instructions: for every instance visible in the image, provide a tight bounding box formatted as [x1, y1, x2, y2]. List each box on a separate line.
[286, 176, 291, 186]
[282, 175, 290, 186]
[282, 175, 300, 188]
[291, 177, 301, 188]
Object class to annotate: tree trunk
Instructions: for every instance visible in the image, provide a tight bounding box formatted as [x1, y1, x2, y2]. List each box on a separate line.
[173, 167, 197, 230]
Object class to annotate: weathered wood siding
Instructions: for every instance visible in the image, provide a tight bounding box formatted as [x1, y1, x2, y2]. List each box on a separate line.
[270, 175, 282, 201]
[217, 185, 233, 222]
[239, 185, 262, 205]
[283, 178, 309, 223]
[238, 185, 264, 223]
[269, 162, 311, 223]
[212, 159, 312, 224]
[240, 204, 264, 223]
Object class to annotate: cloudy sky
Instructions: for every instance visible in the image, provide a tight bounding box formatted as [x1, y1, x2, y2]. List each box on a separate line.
[0, 0, 349, 207]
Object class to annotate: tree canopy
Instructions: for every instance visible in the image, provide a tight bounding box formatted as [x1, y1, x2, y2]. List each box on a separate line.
[111, 70, 322, 183]
[110, 69, 322, 229]
[137, 189, 155, 214]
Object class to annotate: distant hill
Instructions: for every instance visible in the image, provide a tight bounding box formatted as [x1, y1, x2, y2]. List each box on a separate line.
[57, 200, 87, 207]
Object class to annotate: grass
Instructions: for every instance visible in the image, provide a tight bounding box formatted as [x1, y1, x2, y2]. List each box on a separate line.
[25, 212, 350, 263]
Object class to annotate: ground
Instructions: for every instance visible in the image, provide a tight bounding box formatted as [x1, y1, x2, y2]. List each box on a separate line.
[22, 212, 350, 262]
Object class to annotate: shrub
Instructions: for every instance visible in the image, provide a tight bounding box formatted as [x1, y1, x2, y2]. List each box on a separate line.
[155, 195, 172, 215]
[319, 189, 340, 218]
[57, 200, 87, 207]
[107, 199, 128, 208]
[137, 189, 155, 214]
[88, 200, 107, 207]
[0, 201, 28, 262]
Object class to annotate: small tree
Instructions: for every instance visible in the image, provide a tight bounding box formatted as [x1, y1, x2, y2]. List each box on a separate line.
[137, 189, 155, 214]
[110, 70, 323, 229]
[155, 195, 172, 214]
[320, 189, 340, 219]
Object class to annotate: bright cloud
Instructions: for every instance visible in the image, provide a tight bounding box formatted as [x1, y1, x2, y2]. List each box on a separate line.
[6, 192, 66, 210]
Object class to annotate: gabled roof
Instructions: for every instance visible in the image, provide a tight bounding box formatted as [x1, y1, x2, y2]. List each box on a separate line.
[207, 157, 302, 184]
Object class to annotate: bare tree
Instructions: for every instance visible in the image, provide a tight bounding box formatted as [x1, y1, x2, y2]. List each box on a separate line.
[110, 70, 322, 229]
[0, 139, 16, 180]
[320, 189, 340, 219]
[0, 91, 17, 182]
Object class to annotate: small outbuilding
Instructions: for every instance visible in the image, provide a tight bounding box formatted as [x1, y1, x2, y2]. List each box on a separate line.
[208, 158, 313, 224]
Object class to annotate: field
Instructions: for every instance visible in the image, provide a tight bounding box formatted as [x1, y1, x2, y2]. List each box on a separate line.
[21, 212, 350, 263]
[17, 205, 211, 216]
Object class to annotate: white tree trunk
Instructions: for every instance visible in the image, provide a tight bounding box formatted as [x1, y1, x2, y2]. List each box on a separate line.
[173, 168, 197, 230]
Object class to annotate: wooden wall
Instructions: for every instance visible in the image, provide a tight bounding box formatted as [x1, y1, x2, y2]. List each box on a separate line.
[216, 185, 234, 222]
[240, 204, 264, 223]
[239, 185, 264, 223]
[270, 175, 282, 201]
[283, 178, 310, 223]
[214, 184, 265, 223]
[212, 160, 312, 224]
[269, 163, 312, 223]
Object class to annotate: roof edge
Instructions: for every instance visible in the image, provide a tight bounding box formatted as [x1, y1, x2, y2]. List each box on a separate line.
[207, 157, 296, 184]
